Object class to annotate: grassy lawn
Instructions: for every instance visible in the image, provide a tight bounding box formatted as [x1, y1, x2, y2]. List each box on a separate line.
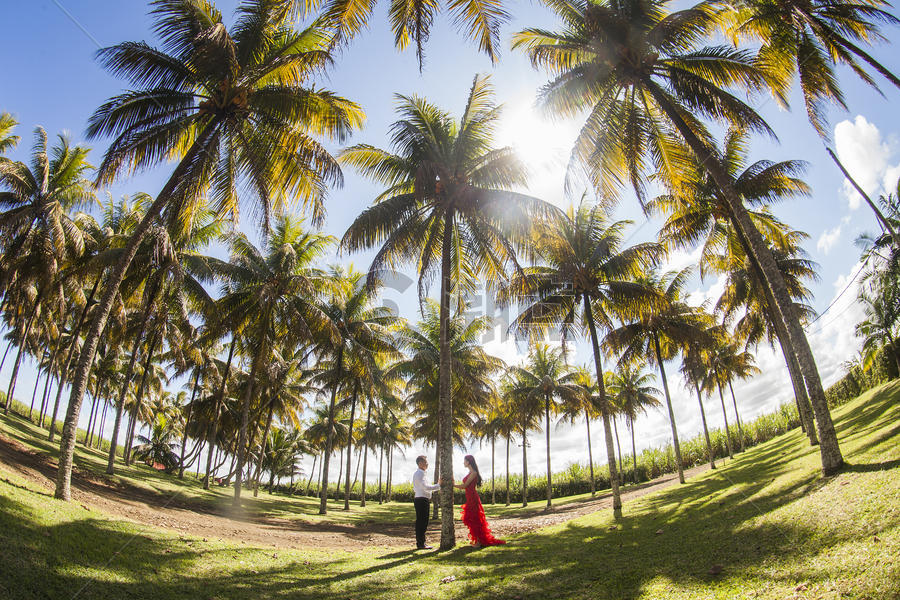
[1, 381, 898, 599]
[0, 413, 633, 526]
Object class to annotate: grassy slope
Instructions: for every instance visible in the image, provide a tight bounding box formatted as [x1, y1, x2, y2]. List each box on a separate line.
[1, 381, 898, 600]
[0, 413, 607, 526]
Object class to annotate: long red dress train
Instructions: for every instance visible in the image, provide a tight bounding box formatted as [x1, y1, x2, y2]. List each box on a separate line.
[460, 475, 506, 546]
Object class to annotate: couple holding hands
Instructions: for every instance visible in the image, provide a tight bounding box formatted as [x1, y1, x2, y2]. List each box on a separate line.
[412, 454, 505, 550]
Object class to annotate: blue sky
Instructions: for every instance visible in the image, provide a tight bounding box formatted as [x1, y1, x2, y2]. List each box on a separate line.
[2, 0, 899, 482]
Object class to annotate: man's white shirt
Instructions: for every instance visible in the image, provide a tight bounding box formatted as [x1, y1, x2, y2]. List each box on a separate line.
[412, 468, 441, 499]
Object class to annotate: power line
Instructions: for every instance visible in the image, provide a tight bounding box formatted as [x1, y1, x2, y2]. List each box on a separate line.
[804, 256, 869, 330]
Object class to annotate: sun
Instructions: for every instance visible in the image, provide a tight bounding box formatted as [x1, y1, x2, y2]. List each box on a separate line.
[497, 103, 578, 175]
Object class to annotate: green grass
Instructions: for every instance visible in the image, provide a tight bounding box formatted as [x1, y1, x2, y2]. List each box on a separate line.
[0, 411, 641, 526]
[1, 380, 898, 599]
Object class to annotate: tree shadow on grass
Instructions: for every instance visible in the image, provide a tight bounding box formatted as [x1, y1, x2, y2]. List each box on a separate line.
[2, 383, 898, 600]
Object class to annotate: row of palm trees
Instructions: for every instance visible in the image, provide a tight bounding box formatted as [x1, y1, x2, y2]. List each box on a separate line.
[2, 0, 897, 551]
[0, 126, 787, 505]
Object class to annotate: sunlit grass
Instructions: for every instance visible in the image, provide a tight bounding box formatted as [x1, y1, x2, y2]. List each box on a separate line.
[1, 380, 897, 599]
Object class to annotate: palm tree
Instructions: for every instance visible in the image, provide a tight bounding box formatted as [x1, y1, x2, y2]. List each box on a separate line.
[215, 215, 333, 506]
[312, 0, 509, 68]
[341, 74, 550, 548]
[0, 112, 19, 158]
[514, 0, 844, 475]
[713, 338, 760, 451]
[557, 365, 600, 494]
[605, 268, 707, 484]
[312, 266, 398, 514]
[503, 368, 544, 507]
[680, 333, 719, 469]
[131, 413, 181, 473]
[507, 344, 581, 507]
[54, 0, 364, 501]
[395, 300, 503, 517]
[501, 203, 661, 515]
[721, 0, 900, 137]
[495, 382, 518, 506]
[106, 203, 218, 472]
[251, 345, 312, 497]
[856, 276, 900, 374]
[608, 362, 663, 484]
[652, 127, 820, 444]
[0, 129, 94, 414]
[473, 396, 507, 504]
[713, 227, 820, 443]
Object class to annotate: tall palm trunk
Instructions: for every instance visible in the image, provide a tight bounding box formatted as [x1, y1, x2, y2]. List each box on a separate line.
[318, 346, 343, 514]
[48, 275, 102, 437]
[343, 380, 360, 510]
[715, 370, 734, 459]
[253, 400, 276, 497]
[544, 392, 553, 508]
[652, 332, 685, 484]
[744, 236, 818, 445]
[97, 392, 109, 450]
[432, 442, 440, 519]
[585, 411, 596, 495]
[235, 333, 267, 507]
[384, 444, 394, 502]
[29, 349, 49, 420]
[613, 417, 624, 483]
[204, 337, 235, 490]
[521, 425, 528, 507]
[437, 212, 455, 549]
[360, 396, 372, 507]
[693, 382, 716, 470]
[648, 85, 843, 475]
[490, 435, 496, 504]
[377, 441, 384, 504]
[38, 367, 55, 428]
[583, 293, 622, 515]
[6, 289, 43, 414]
[629, 416, 639, 484]
[336, 446, 344, 495]
[775, 322, 817, 444]
[179, 367, 201, 478]
[505, 434, 511, 506]
[85, 381, 101, 447]
[305, 453, 318, 495]
[41, 329, 67, 423]
[106, 297, 157, 473]
[39, 337, 64, 427]
[726, 380, 745, 452]
[125, 332, 159, 465]
[56, 122, 223, 501]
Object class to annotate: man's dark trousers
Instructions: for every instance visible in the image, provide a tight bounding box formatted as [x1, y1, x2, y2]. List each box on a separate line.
[414, 497, 430, 547]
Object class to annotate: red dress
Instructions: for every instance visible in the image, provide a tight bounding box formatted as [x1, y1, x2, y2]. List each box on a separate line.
[460, 475, 506, 546]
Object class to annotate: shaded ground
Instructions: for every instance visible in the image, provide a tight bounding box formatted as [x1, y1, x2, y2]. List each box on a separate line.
[0, 427, 708, 549]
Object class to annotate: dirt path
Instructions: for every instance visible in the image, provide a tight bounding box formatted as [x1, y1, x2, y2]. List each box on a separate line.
[0, 430, 709, 550]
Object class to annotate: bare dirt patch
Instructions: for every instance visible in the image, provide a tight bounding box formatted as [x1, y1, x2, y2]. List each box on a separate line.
[0, 429, 709, 550]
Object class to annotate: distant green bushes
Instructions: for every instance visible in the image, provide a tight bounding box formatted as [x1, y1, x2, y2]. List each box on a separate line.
[293, 401, 802, 505]
[825, 344, 898, 408]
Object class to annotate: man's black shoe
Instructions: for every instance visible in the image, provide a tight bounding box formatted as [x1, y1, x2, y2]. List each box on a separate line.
[417, 545, 434, 550]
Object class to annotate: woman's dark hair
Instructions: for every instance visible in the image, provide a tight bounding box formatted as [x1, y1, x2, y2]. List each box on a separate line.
[464, 454, 483, 486]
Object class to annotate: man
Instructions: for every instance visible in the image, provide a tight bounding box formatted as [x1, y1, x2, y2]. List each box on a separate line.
[412, 455, 441, 550]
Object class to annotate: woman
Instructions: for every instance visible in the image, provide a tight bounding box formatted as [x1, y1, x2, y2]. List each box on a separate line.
[455, 454, 505, 548]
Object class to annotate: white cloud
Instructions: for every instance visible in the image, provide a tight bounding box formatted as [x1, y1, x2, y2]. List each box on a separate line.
[816, 215, 851, 255]
[817, 225, 841, 254]
[663, 246, 703, 273]
[834, 115, 900, 210]
[687, 274, 726, 308]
